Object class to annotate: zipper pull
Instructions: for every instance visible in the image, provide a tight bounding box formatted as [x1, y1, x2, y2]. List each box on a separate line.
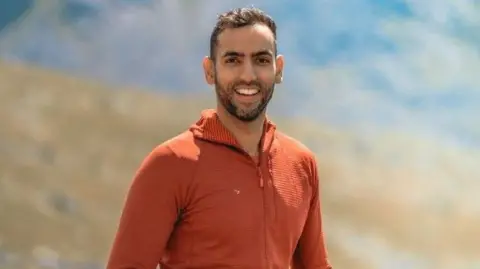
[257, 168, 264, 188]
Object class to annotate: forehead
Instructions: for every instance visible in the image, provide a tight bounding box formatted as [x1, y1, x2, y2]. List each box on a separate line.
[216, 24, 275, 55]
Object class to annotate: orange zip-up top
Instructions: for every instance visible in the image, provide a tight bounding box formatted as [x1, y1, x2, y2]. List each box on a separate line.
[106, 109, 332, 269]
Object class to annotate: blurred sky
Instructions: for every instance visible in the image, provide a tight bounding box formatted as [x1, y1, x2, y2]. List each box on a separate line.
[0, 0, 478, 151]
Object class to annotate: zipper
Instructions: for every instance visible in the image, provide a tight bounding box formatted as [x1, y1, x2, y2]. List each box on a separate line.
[245, 152, 269, 267]
[227, 144, 265, 188]
[237, 147, 270, 266]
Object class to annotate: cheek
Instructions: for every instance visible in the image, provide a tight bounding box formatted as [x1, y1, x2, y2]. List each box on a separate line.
[216, 75, 235, 91]
[257, 70, 276, 85]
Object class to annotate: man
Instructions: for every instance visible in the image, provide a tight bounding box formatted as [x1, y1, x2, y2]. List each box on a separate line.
[106, 6, 332, 269]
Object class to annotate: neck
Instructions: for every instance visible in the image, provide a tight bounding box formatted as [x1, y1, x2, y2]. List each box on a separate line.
[216, 105, 266, 156]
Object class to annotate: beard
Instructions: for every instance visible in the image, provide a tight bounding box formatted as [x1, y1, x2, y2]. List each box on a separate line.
[214, 75, 275, 122]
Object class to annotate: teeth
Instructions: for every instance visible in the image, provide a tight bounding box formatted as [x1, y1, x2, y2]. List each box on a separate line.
[236, 88, 259, 96]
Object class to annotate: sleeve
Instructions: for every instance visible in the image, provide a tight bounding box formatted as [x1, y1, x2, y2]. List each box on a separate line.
[291, 155, 332, 269]
[106, 144, 189, 269]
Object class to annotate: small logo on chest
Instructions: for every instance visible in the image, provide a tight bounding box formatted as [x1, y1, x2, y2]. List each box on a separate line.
[233, 189, 240, 194]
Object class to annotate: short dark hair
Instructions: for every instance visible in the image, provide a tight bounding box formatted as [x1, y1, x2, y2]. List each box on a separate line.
[209, 7, 277, 61]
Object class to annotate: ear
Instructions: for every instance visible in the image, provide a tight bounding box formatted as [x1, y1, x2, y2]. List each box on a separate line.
[275, 54, 284, 84]
[202, 56, 215, 85]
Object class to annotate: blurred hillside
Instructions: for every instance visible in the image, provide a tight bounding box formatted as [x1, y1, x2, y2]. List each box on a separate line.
[0, 61, 214, 268]
[1, 61, 479, 269]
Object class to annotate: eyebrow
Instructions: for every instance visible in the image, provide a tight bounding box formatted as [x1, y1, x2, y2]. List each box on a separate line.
[222, 49, 274, 58]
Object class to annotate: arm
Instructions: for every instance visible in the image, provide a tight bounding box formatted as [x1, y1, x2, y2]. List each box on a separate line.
[106, 144, 188, 269]
[291, 156, 332, 269]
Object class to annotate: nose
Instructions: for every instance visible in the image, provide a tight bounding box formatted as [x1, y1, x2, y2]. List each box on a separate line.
[239, 60, 257, 83]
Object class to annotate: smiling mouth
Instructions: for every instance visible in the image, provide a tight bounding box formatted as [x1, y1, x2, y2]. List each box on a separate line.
[234, 88, 260, 96]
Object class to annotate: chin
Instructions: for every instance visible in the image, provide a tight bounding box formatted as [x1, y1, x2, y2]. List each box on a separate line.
[222, 99, 265, 122]
[234, 110, 264, 122]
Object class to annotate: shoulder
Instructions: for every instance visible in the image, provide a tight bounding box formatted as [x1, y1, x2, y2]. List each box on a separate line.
[139, 131, 200, 174]
[275, 131, 317, 163]
[274, 131, 319, 177]
[155, 131, 200, 160]
[127, 131, 200, 207]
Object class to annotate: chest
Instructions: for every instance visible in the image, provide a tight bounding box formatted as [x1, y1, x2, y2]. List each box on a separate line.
[179, 149, 313, 243]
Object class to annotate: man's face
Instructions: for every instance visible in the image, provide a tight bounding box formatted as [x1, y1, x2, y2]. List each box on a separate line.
[203, 23, 284, 122]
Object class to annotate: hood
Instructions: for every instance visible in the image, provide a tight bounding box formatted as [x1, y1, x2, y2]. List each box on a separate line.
[189, 109, 277, 188]
[189, 109, 277, 154]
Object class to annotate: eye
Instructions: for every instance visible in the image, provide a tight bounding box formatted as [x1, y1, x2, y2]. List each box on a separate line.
[225, 58, 240, 64]
[257, 57, 271, 65]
